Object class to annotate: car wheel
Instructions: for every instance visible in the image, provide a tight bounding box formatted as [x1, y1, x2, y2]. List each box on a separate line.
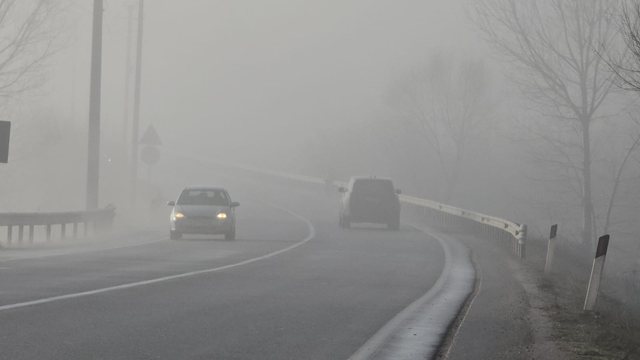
[170, 230, 182, 240]
[225, 228, 236, 241]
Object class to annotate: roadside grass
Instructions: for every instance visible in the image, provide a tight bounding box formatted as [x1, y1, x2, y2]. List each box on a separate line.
[527, 238, 640, 360]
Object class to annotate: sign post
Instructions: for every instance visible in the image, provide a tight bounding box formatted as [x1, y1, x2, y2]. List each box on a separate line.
[139, 124, 161, 179]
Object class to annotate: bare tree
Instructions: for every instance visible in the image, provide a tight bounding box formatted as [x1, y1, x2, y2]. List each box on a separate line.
[598, 2, 640, 237]
[602, 130, 640, 235]
[390, 54, 494, 202]
[611, 2, 640, 91]
[0, 0, 59, 104]
[474, 0, 621, 244]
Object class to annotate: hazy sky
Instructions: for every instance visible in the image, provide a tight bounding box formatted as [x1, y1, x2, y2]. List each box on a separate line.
[43, 0, 484, 164]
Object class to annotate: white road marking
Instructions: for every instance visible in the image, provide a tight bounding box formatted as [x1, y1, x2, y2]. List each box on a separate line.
[443, 262, 483, 358]
[0, 205, 315, 312]
[348, 223, 475, 360]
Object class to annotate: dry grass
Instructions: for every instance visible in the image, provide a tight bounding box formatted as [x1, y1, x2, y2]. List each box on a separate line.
[526, 238, 640, 360]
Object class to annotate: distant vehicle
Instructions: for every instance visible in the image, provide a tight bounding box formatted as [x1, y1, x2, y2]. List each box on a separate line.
[339, 177, 401, 230]
[167, 187, 239, 240]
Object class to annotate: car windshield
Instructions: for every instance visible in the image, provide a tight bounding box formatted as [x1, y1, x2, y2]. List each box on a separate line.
[177, 189, 228, 206]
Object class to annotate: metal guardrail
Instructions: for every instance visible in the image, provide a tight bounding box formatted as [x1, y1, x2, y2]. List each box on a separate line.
[0, 206, 116, 247]
[399, 194, 526, 258]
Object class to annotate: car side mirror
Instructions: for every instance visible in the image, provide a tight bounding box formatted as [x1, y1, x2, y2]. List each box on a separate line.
[338, 187, 347, 193]
[230, 201, 240, 208]
[167, 201, 176, 206]
[395, 189, 402, 195]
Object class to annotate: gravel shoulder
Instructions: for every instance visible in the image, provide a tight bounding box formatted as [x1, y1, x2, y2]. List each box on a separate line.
[439, 231, 571, 360]
[443, 230, 640, 360]
[524, 237, 640, 360]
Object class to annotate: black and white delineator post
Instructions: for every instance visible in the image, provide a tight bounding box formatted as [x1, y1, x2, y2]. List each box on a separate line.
[583, 234, 610, 311]
[544, 224, 558, 275]
[0, 120, 10, 163]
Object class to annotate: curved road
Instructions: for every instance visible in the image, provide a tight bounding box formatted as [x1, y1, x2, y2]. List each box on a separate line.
[0, 165, 447, 359]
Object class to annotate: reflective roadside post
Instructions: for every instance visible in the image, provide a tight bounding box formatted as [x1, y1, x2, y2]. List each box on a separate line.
[0, 121, 9, 164]
[584, 234, 610, 311]
[544, 224, 558, 275]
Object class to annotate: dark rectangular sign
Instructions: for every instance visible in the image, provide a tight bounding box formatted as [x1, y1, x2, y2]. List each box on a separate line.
[595, 235, 610, 258]
[0, 121, 9, 163]
[550, 224, 558, 239]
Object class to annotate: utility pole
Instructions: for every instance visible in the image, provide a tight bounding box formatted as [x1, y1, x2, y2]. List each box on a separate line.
[86, 0, 103, 210]
[123, 5, 134, 153]
[131, 0, 144, 205]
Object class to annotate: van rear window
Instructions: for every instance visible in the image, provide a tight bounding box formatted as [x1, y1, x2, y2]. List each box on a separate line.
[352, 179, 394, 196]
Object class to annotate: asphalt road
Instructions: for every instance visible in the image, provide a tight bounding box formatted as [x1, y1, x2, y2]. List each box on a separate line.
[0, 165, 446, 360]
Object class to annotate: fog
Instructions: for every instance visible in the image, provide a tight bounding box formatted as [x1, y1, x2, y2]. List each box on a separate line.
[1, 0, 638, 243]
[3, 0, 482, 210]
[2, 1, 640, 358]
[2, 0, 638, 242]
[56, 0, 477, 161]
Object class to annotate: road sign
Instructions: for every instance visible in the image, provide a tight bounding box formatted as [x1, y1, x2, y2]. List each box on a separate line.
[139, 124, 162, 146]
[140, 145, 160, 166]
[0, 121, 10, 163]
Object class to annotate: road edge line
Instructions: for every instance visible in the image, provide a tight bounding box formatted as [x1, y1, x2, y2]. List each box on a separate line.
[348, 224, 475, 360]
[437, 249, 482, 359]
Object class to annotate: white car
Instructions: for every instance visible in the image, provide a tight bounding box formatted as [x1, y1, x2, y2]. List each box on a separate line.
[168, 187, 239, 240]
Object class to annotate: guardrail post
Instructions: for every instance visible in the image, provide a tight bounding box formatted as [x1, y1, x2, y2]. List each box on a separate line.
[46, 224, 52, 242]
[73, 223, 78, 238]
[18, 225, 24, 243]
[517, 224, 527, 259]
[61, 223, 66, 239]
[84, 222, 89, 237]
[28, 225, 34, 244]
[584, 234, 610, 311]
[7, 225, 12, 244]
[544, 224, 558, 275]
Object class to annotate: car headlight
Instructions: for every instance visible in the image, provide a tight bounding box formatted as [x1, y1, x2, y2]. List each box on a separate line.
[216, 212, 228, 220]
[174, 212, 185, 219]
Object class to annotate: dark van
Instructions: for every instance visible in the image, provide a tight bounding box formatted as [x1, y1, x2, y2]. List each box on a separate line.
[338, 177, 401, 230]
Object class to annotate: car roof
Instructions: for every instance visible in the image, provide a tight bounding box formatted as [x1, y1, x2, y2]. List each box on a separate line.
[350, 176, 394, 182]
[182, 187, 228, 192]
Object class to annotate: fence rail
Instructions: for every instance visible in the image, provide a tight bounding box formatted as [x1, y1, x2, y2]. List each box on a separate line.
[0, 206, 115, 246]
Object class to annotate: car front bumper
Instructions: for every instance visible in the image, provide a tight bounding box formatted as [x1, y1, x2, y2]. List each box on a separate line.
[172, 218, 233, 234]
